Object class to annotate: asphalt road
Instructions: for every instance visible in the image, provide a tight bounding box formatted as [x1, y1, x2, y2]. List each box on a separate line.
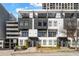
[0, 50, 79, 56]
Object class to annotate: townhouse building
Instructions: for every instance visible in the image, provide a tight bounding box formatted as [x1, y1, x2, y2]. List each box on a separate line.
[18, 3, 79, 48]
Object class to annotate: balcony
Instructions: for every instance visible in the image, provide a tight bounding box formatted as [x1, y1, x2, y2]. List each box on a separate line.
[6, 32, 19, 35]
[6, 36, 18, 39]
[6, 28, 18, 31]
[6, 24, 18, 26]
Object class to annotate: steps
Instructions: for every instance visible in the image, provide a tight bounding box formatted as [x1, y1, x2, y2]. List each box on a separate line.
[59, 47, 75, 52]
[26, 47, 37, 52]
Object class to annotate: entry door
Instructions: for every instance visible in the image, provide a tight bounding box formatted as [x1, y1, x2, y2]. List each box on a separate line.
[32, 40, 37, 47]
[60, 40, 68, 47]
[32, 41, 34, 47]
[60, 40, 62, 47]
[29, 39, 37, 47]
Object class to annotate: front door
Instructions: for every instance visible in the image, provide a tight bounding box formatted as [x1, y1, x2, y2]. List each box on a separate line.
[29, 37, 38, 47]
[58, 37, 68, 47]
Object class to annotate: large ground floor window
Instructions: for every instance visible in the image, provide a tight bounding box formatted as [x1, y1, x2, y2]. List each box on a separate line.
[38, 30, 47, 37]
[48, 29, 57, 37]
[43, 40, 46, 45]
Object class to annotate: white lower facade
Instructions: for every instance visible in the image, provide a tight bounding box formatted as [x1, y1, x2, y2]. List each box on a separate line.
[18, 36, 79, 48]
[39, 37, 57, 47]
[0, 40, 3, 48]
[18, 37, 28, 47]
[18, 37, 57, 47]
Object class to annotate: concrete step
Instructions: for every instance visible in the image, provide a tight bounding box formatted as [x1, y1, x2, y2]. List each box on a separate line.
[59, 47, 75, 52]
[26, 47, 37, 52]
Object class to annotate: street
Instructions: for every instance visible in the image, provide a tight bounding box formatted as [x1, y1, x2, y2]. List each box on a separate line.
[0, 50, 79, 56]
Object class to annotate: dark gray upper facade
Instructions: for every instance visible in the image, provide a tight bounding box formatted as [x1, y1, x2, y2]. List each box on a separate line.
[18, 18, 32, 30]
[34, 18, 48, 29]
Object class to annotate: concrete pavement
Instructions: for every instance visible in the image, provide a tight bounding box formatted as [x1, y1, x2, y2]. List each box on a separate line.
[0, 47, 78, 56]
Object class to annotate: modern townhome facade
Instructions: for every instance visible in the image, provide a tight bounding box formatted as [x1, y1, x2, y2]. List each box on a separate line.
[18, 10, 64, 48]
[0, 4, 10, 48]
[18, 3, 79, 48]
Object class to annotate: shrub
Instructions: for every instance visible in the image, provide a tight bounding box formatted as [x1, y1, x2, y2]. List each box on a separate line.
[21, 40, 29, 50]
[36, 44, 41, 48]
[21, 46, 27, 50]
[56, 44, 60, 48]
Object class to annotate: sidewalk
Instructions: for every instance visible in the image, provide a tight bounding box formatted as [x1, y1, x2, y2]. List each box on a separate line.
[12, 47, 75, 55]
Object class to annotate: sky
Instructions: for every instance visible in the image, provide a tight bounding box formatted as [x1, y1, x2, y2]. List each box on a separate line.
[1, 0, 79, 19]
[2, 3, 42, 19]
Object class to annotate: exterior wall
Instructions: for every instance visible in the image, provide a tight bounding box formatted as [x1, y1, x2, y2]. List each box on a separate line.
[34, 18, 48, 29]
[0, 4, 9, 40]
[42, 3, 79, 10]
[18, 9, 79, 48]
[5, 21, 19, 49]
[48, 18, 59, 29]
[0, 4, 9, 48]
[18, 18, 32, 29]
[39, 37, 57, 47]
[77, 19, 79, 29]
[18, 37, 28, 46]
[0, 40, 3, 48]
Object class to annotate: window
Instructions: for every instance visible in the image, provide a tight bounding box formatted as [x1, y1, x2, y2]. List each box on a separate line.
[48, 30, 57, 37]
[78, 21, 79, 27]
[52, 3, 55, 9]
[49, 40, 52, 45]
[38, 22, 42, 26]
[48, 32, 57, 37]
[43, 21, 47, 26]
[62, 3, 64, 9]
[42, 3, 46, 9]
[50, 3, 53, 9]
[48, 13, 56, 18]
[54, 21, 57, 26]
[59, 3, 61, 9]
[47, 3, 49, 9]
[65, 3, 67, 9]
[39, 40, 41, 44]
[68, 3, 70, 9]
[22, 13, 29, 18]
[71, 3, 73, 9]
[43, 40, 46, 45]
[38, 30, 47, 37]
[49, 21, 52, 26]
[21, 31, 28, 37]
[74, 3, 78, 9]
[65, 13, 74, 18]
[72, 40, 75, 45]
[56, 3, 58, 9]
[77, 13, 79, 18]
[20, 22, 24, 26]
[38, 13, 47, 18]
[20, 40, 23, 46]
[24, 21, 28, 26]
[48, 32, 53, 37]
[54, 40, 57, 45]
[77, 40, 79, 45]
[0, 42, 2, 45]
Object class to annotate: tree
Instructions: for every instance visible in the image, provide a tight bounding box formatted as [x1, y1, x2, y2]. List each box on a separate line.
[63, 12, 78, 50]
